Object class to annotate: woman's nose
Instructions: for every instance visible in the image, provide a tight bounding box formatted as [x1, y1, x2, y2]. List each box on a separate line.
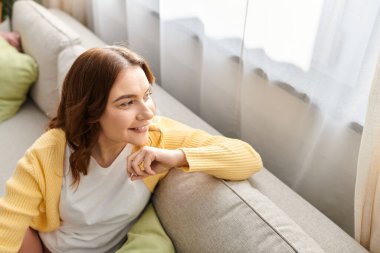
[136, 102, 154, 121]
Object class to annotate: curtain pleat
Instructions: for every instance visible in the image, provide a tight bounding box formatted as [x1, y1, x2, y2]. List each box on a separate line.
[42, 0, 87, 25]
[355, 50, 380, 252]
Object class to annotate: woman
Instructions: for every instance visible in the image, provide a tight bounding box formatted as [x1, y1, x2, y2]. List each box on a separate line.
[0, 46, 263, 253]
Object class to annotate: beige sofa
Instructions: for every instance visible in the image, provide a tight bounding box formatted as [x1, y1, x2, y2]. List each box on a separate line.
[0, 1, 368, 252]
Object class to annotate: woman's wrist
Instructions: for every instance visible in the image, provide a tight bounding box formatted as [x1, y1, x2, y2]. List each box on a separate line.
[174, 149, 188, 167]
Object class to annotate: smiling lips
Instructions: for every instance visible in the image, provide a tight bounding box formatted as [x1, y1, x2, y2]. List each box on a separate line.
[129, 125, 149, 133]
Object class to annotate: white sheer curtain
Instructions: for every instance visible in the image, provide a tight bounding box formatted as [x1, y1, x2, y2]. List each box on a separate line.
[240, 1, 380, 247]
[41, 0, 87, 25]
[245, 0, 323, 71]
[121, 0, 380, 247]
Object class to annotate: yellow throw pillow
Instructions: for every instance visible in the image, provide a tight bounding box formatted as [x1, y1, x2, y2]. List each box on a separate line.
[116, 203, 175, 253]
[0, 38, 38, 122]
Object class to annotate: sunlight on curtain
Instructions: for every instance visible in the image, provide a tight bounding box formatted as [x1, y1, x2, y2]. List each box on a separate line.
[42, 0, 87, 24]
[87, 0, 128, 45]
[125, 0, 380, 241]
[161, 0, 246, 39]
[125, 0, 160, 82]
[245, 0, 323, 71]
[160, 0, 247, 123]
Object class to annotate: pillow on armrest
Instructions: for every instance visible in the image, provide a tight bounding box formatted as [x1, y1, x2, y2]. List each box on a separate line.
[0, 39, 37, 122]
[153, 169, 325, 253]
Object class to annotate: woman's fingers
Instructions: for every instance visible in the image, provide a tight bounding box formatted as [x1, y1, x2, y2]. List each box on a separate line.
[127, 146, 182, 180]
[127, 150, 140, 177]
[129, 150, 149, 177]
[127, 148, 157, 180]
[127, 152, 135, 176]
[143, 154, 156, 175]
[130, 174, 144, 181]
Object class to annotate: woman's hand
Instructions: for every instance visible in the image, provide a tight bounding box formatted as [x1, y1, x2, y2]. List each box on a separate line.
[127, 146, 188, 180]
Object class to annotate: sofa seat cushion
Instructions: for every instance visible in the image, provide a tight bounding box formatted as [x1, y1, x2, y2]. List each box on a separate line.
[153, 169, 324, 253]
[0, 39, 38, 122]
[0, 99, 48, 196]
[12, 0, 81, 118]
[249, 169, 369, 252]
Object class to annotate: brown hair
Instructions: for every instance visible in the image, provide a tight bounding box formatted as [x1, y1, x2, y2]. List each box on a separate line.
[49, 46, 155, 186]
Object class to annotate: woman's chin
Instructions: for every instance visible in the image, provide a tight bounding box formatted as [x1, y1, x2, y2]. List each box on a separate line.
[129, 136, 150, 147]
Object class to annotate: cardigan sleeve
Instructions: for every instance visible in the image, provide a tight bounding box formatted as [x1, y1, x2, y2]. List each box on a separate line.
[0, 150, 43, 253]
[157, 117, 263, 180]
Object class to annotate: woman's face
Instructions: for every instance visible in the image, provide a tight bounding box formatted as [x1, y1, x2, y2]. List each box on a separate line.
[98, 66, 155, 148]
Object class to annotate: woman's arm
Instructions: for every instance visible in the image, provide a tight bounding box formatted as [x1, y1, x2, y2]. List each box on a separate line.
[0, 151, 43, 253]
[128, 116, 263, 181]
[178, 130, 262, 180]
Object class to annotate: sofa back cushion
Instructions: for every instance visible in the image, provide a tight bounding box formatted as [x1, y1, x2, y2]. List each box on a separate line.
[57, 45, 86, 96]
[12, 0, 81, 118]
[153, 169, 325, 253]
[0, 19, 10, 32]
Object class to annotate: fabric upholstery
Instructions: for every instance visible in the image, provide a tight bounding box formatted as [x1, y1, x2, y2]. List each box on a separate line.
[250, 168, 369, 253]
[0, 19, 10, 32]
[57, 45, 86, 95]
[12, 0, 81, 117]
[153, 169, 325, 253]
[0, 100, 47, 196]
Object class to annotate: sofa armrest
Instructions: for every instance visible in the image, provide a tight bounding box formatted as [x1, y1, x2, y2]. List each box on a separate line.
[153, 169, 325, 253]
[249, 169, 368, 252]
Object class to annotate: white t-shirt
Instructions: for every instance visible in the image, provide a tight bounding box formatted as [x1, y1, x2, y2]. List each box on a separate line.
[39, 144, 151, 253]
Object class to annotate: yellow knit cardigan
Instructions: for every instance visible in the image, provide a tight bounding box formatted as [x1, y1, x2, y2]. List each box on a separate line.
[0, 116, 262, 252]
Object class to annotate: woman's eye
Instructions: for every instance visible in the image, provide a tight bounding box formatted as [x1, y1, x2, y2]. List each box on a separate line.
[120, 100, 134, 107]
[144, 91, 152, 100]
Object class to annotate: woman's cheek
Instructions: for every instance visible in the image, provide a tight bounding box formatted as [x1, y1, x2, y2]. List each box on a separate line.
[148, 99, 156, 114]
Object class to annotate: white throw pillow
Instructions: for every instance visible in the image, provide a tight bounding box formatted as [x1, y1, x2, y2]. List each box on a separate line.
[12, 0, 81, 118]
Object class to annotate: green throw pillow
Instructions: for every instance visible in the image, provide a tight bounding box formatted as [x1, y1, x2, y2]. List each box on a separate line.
[0, 38, 38, 122]
[116, 203, 175, 253]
